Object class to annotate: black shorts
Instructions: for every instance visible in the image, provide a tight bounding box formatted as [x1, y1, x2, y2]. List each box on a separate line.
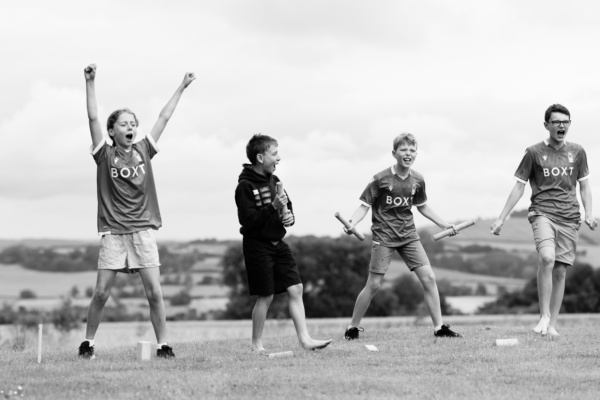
[242, 237, 302, 296]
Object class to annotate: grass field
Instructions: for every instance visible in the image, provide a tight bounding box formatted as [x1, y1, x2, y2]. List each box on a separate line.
[1, 316, 600, 399]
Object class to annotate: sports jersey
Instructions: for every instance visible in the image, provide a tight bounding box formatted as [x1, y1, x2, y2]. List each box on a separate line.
[360, 165, 427, 246]
[514, 140, 589, 224]
[91, 136, 161, 235]
[235, 164, 294, 241]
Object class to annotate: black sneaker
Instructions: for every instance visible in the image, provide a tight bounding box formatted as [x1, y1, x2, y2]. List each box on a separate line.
[434, 324, 463, 338]
[344, 326, 364, 340]
[78, 341, 95, 358]
[157, 345, 175, 358]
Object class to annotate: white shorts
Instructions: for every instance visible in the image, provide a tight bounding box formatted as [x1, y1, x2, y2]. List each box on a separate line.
[98, 230, 160, 272]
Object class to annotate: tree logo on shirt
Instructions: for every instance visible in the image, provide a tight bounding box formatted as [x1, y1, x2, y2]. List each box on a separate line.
[411, 183, 418, 196]
[568, 152, 574, 163]
[542, 154, 547, 161]
[388, 185, 393, 192]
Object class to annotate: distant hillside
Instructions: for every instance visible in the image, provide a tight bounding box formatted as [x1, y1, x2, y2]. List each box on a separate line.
[420, 216, 600, 246]
[0, 239, 95, 251]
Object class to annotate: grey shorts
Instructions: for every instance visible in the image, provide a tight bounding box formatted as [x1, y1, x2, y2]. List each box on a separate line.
[369, 240, 430, 274]
[529, 215, 579, 266]
[98, 230, 160, 272]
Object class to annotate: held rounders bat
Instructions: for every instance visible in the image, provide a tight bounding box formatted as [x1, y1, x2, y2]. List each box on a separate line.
[276, 182, 292, 227]
[432, 220, 475, 241]
[335, 212, 365, 241]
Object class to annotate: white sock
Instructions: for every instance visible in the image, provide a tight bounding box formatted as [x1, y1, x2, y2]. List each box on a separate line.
[84, 339, 95, 347]
[157, 343, 168, 349]
[434, 325, 442, 332]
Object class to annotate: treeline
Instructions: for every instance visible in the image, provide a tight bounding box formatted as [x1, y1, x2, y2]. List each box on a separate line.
[0, 244, 207, 273]
[477, 263, 600, 314]
[220, 236, 460, 319]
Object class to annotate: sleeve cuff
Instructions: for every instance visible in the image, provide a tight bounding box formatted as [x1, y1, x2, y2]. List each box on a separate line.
[360, 200, 372, 208]
[90, 137, 106, 155]
[578, 174, 590, 182]
[514, 176, 527, 184]
[146, 135, 160, 153]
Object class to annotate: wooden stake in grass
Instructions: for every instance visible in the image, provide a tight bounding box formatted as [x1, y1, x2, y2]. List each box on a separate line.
[495, 338, 518, 346]
[37, 324, 42, 364]
[137, 341, 152, 361]
[268, 351, 293, 358]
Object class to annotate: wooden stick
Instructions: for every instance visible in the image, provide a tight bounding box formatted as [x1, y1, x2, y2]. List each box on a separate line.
[432, 220, 475, 241]
[335, 212, 365, 241]
[37, 324, 42, 364]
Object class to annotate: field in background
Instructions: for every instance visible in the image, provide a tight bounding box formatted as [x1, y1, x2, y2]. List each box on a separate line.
[2, 317, 600, 400]
[1, 215, 598, 318]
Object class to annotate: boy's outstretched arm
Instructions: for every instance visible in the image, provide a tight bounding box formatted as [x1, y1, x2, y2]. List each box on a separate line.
[84, 64, 103, 148]
[344, 204, 369, 235]
[417, 204, 455, 232]
[490, 181, 525, 235]
[580, 179, 598, 230]
[149, 72, 196, 143]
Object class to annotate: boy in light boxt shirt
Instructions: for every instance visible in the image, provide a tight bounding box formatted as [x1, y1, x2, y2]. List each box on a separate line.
[79, 64, 195, 359]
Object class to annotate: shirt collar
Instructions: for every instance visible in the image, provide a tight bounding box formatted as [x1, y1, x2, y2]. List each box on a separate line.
[391, 165, 411, 177]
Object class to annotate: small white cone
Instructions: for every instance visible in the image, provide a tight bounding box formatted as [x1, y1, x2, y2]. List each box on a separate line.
[137, 341, 152, 361]
[365, 344, 379, 352]
[268, 351, 294, 358]
[495, 338, 519, 346]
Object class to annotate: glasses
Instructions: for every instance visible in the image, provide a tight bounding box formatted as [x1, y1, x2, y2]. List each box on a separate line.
[549, 120, 571, 127]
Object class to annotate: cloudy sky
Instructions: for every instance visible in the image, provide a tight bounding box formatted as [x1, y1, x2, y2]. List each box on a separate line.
[2, 0, 600, 241]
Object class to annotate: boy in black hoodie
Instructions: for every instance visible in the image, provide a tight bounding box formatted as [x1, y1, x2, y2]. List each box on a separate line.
[235, 134, 332, 352]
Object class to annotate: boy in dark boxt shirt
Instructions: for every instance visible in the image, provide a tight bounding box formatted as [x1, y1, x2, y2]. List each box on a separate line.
[235, 134, 332, 352]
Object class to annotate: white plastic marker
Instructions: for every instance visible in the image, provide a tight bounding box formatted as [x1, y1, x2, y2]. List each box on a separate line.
[137, 341, 152, 361]
[37, 324, 42, 364]
[365, 344, 379, 352]
[433, 220, 476, 241]
[334, 212, 365, 241]
[495, 338, 518, 346]
[268, 351, 294, 358]
[276, 182, 292, 227]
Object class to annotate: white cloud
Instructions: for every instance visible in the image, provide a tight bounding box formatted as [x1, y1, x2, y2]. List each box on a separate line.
[2, 1, 600, 240]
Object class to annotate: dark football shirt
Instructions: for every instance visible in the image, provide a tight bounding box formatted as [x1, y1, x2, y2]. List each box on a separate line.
[360, 166, 427, 246]
[514, 140, 589, 224]
[91, 136, 161, 234]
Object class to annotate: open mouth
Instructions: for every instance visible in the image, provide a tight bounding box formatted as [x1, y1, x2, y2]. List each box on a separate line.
[403, 158, 412, 163]
[126, 133, 133, 140]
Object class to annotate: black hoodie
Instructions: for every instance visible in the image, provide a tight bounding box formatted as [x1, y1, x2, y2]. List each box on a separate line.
[235, 164, 294, 241]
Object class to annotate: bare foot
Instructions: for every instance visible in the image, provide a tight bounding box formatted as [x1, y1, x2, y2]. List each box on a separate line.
[546, 326, 560, 337]
[301, 338, 333, 350]
[533, 316, 550, 335]
[252, 345, 267, 354]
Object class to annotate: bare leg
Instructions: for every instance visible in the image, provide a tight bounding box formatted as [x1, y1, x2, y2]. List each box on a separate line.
[287, 284, 332, 350]
[534, 246, 555, 334]
[85, 269, 118, 339]
[547, 262, 568, 336]
[138, 267, 168, 343]
[349, 272, 384, 327]
[251, 295, 273, 352]
[413, 265, 443, 328]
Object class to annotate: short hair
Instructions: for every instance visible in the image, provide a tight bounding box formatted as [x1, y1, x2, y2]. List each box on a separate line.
[246, 134, 278, 164]
[107, 109, 139, 132]
[544, 104, 570, 123]
[393, 133, 417, 152]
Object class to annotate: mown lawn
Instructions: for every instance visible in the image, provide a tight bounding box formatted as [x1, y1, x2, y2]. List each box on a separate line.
[1, 322, 600, 400]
